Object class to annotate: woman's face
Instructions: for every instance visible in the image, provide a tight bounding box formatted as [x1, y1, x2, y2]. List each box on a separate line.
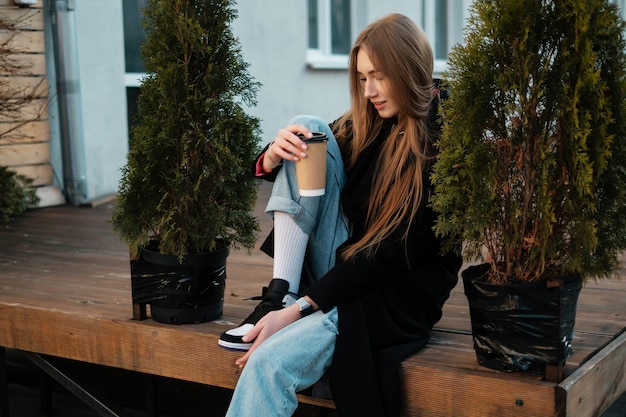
[356, 48, 399, 119]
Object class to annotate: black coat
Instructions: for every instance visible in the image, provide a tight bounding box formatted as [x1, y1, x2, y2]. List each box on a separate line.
[255, 97, 461, 417]
[305, 118, 461, 417]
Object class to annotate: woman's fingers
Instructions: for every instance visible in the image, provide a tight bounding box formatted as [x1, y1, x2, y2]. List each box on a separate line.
[272, 125, 312, 161]
[234, 317, 269, 368]
[233, 306, 301, 368]
[235, 350, 251, 368]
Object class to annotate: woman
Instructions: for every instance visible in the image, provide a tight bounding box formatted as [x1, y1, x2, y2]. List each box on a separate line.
[222, 13, 462, 417]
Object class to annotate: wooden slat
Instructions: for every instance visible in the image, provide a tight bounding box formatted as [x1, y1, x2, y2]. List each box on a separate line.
[0, 2, 50, 204]
[402, 363, 558, 417]
[0, 141, 49, 165]
[0, 75, 48, 97]
[0, 29, 44, 53]
[559, 330, 626, 417]
[0, 120, 49, 143]
[11, 163, 52, 185]
[0, 7, 43, 30]
[0, 97, 46, 122]
[0, 304, 242, 387]
[0, 1, 43, 8]
[0, 52, 45, 75]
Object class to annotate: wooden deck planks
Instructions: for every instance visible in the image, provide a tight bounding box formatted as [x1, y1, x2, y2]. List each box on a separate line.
[403, 363, 559, 416]
[559, 330, 626, 417]
[0, 181, 625, 416]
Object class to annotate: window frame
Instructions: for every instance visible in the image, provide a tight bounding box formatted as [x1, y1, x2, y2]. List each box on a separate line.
[421, 0, 471, 76]
[306, 0, 470, 74]
[306, 0, 362, 69]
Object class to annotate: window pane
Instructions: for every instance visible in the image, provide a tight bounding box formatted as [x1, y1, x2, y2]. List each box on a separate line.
[434, 0, 448, 60]
[126, 87, 141, 134]
[308, 0, 319, 49]
[123, 0, 147, 73]
[331, 0, 351, 55]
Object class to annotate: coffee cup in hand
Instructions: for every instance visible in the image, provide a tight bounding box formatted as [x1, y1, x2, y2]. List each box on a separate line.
[295, 132, 328, 197]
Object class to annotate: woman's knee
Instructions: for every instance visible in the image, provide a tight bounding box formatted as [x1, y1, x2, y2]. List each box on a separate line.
[288, 115, 329, 131]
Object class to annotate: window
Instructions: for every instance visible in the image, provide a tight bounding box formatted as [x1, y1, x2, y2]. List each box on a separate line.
[421, 0, 471, 75]
[307, 0, 361, 69]
[123, 0, 147, 85]
[306, 0, 469, 74]
[122, 0, 147, 133]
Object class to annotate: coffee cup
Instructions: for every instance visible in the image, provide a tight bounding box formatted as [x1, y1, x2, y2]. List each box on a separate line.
[295, 132, 328, 196]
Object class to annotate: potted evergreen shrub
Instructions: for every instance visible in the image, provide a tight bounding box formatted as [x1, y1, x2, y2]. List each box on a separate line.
[0, 166, 38, 223]
[430, 0, 626, 379]
[112, 0, 261, 324]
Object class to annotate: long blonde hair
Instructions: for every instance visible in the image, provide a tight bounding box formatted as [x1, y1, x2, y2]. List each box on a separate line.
[334, 14, 435, 260]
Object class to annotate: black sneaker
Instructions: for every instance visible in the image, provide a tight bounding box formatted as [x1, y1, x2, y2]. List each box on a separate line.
[218, 278, 293, 351]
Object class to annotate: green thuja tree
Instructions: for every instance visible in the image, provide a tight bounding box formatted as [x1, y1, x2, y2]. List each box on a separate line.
[431, 0, 626, 284]
[0, 166, 38, 223]
[112, 0, 261, 260]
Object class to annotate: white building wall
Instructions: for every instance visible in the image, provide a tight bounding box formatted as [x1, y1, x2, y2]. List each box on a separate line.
[49, 1, 467, 199]
[48, 0, 626, 201]
[49, 1, 471, 199]
[233, 1, 449, 145]
[47, 0, 128, 203]
[233, 0, 349, 144]
[367, 0, 422, 24]
[74, 1, 128, 200]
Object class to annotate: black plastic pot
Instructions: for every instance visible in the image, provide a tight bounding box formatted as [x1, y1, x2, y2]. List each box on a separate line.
[130, 241, 229, 324]
[462, 263, 582, 373]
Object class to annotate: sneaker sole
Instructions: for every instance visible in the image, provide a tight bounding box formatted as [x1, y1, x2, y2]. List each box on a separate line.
[217, 339, 252, 351]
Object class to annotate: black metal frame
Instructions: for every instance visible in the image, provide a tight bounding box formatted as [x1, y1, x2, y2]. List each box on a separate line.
[0, 347, 8, 417]
[0, 347, 159, 417]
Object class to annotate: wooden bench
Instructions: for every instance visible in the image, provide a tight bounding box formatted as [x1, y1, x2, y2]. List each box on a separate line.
[0, 182, 624, 416]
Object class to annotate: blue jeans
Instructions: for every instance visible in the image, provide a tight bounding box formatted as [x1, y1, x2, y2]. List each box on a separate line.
[225, 115, 349, 417]
[225, 308, 339, 416]
[265, 115, 349, 282]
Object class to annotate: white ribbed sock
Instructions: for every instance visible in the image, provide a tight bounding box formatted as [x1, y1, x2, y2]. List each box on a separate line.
[273, 211, 308, 294]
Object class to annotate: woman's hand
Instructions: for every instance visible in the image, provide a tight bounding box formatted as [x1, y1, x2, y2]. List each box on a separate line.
[235, 303, 301, 368]
[262, 124, 313, 172]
